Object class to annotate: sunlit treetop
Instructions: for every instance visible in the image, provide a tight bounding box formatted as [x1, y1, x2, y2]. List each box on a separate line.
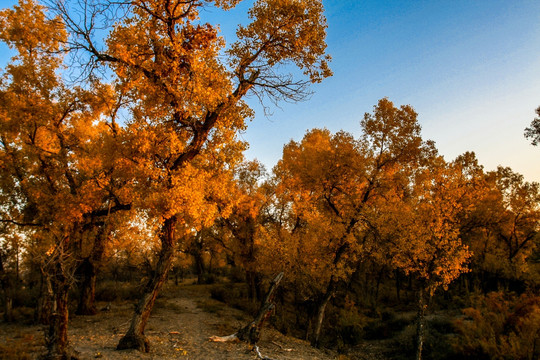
[0, 0, 66, 55]
[35, 0, 332, 230]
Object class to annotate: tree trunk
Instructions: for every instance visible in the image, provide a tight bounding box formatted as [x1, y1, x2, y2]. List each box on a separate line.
[305, 318, 312, 341]
[44, 266, 77, 360]
[395, 270, 401, 303]
[173, 267, 179, 286]
[237, 272, 283, 344]
[117, 216, 177, 352]
[76, 225, 107, 315]
[76, 258, 97, 315]
[0, 252, 14, 323]
[191, 235, 206, 284]
[416, 286, 427, 360]
[4, 298, 13, 322]
[35, 269, 54, 325]
[374, 267, 384, 305]
[311, 280, 336, 348]
[246, 270, 262, 302]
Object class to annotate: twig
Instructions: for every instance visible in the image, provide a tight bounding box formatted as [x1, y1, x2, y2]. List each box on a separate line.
[208, 334, 240, 342]
[271, 341, 292, 352]
[253, 345, 276, 360]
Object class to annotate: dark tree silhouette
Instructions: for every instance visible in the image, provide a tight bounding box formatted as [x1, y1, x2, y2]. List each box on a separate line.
[524, 106, 540, 146]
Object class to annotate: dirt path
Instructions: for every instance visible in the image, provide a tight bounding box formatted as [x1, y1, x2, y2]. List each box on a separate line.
[1, 284, 341, 360]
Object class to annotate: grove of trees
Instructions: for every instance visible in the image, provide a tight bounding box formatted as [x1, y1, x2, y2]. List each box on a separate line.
[0, 1, 538, 360]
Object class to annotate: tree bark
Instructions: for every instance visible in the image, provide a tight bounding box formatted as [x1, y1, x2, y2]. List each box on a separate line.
[311, 280, 336, 348]
[237, 272, 283, 344]
[193, 246, 205, 285]
[44, 264, 78, 360]
[117, 216, 177, 352]
[416, 286, 427, 360]
[76, 222, 108, 315]
[246, 270, 262, 302]
[0, 252, 14, 322]
[35, 269, 54, 325]
[76, 258, 97, 315]
[395, 270, 401, 303]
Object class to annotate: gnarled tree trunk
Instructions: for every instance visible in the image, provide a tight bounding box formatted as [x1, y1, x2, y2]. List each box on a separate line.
[117, 216, 177, 352]
[44, 263, 78, 360]
[237, 272, 283, 344]
[76, 258, 97, 315]
[76, 222, 109, 315]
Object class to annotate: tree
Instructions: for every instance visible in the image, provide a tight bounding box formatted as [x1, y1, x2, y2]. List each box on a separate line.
[0, 1, 126, 357]
[271, 99, 433, 346]
[382, 159, 472, 360]
[455, 161, 540, 292]
[49, 0, 331, 352]
[485, 167, 540, 281]
[524, 106, 540, 146]
[212, 160, 272, 301]
[0, 227, 22, 323]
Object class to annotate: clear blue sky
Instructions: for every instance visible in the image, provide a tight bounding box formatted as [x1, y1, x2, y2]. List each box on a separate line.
[2, 0, 539, 182]
[238, 0, 540, 182]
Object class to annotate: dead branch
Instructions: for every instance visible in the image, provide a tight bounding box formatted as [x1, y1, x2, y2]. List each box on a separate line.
[253, 344, 277, 360]
[209, 272, 284, 345]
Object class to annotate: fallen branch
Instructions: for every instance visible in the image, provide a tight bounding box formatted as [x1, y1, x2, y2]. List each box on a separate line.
[254, 344, 277, 360]
[209, 272, 284, 345]
[271, 341, 293, 352]
[208, 333, 239, 342]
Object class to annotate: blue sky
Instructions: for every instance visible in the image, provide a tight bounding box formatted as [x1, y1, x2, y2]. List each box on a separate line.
[237, 0, 540, 182]
[2, 0, 539, 182]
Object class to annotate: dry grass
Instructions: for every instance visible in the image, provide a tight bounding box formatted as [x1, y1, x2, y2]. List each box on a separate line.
[0, 329, 44, 360]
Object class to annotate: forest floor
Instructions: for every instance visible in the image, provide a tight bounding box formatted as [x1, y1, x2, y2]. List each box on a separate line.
[0, 282, 392, 360]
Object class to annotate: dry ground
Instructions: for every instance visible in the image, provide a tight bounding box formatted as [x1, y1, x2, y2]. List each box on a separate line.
[0, 283, 361, 360]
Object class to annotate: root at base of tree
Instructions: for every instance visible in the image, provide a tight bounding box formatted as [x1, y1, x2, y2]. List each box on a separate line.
[116, 333, 150, 353]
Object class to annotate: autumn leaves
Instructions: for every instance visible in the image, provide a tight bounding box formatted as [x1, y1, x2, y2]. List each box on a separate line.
[1, 0, 333, 358]
[1, 1, 538, 360]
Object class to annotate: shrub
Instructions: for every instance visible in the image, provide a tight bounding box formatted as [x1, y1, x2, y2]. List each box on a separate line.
[209, 284, 258, 315]
[95, 281, 140, 302]
[392, 315, 458, 360]
[453, 292, 540, 360]
[322, 299, 371, 350]
[336, 307, 367, 347]
[364, 310, 412, 340]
